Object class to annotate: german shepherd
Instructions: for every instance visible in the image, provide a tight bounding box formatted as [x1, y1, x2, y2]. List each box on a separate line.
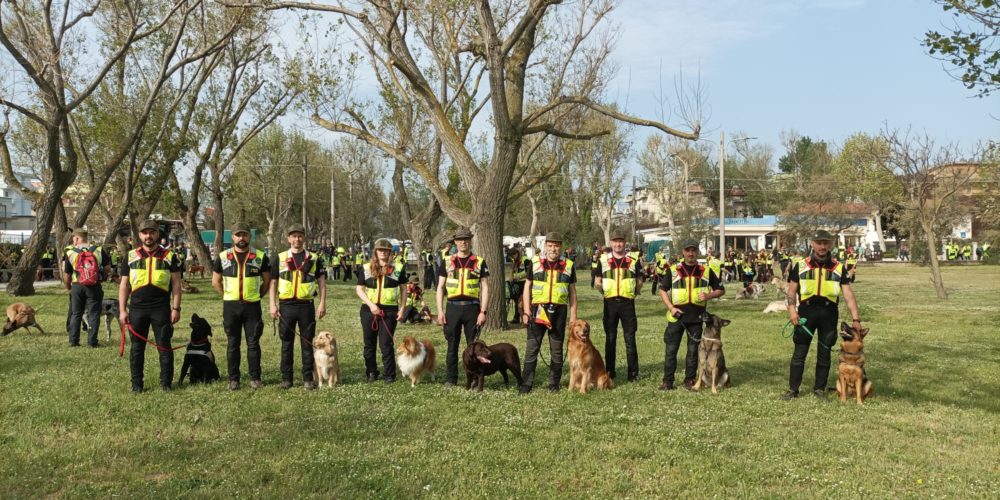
[693, 312, 731, 394]
[836, 322, 872, 404]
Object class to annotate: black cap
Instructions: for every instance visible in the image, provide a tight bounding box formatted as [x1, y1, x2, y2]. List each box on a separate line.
[453, 228, 473, 241]
[544, 232, 563, 243]
[286, 223, 306, 236]
[812, 229, 834, 241]
[681, 240, 700, 250]
[138, 220, 159, 232]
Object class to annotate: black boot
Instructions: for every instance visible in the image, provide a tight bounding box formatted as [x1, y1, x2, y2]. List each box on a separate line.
[547, 363, 562, 392]
[520, 361, 537, 393]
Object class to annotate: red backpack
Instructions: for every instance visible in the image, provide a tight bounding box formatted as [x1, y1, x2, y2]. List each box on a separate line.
[75, 247, 100, 286]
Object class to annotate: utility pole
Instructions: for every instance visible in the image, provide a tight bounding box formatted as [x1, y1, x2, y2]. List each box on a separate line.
[330, 165, 336, 247]
[302, 159, 308, 228]
[719, 131, 726, 257]
[631, 175, 637, 242]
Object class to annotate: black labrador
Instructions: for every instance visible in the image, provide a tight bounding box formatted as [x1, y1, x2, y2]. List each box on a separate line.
[178, 314, 221, 385]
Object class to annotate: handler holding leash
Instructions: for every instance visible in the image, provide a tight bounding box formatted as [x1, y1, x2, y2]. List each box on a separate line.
[436, 228, 489, 387]
[118, 220, 183, 393]
[212, 223, 270, 390]
[782, 230, 862, 400]
[520, 232, 578, 393]
[658, 240, 725, 391]
[269, 224, 327, 390]
[356, 238, 407, 383]
[594, 231, 643, 382]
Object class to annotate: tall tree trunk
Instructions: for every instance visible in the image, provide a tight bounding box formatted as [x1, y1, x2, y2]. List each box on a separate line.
[472, 198, 508, 331]
[921, 219, 947, 299]
[527, 190, 539, 249]
[6, 180, 66, 296]
[873, 209, 886, 252]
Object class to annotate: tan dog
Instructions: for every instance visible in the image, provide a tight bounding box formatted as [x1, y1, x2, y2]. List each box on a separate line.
[312, 331, 340, 387]
[736, 283, 765, 300]
[187, 263, 206, 279]
[396, 336, 437, 387]
[3, 303, 45, 336]
[567, 320, 613, 394]
[762, 300, 787, 314]
[770, 276, 788, 298]
[180, 279, 199, 294]
[836, 322, 872, 404]
[693, 312, 732, 394]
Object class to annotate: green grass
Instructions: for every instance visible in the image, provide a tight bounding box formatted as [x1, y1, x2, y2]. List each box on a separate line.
[1, 264, 999, 498]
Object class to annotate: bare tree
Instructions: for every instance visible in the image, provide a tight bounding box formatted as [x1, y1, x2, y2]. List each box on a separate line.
[0, 1, 190, 295]
[223, 0, 700, 328]
[880, 128, 980, 299]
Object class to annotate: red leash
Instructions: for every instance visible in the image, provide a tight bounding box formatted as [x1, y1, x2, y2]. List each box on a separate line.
[371, 310, 395, 342]
[119, 321, 186, 357]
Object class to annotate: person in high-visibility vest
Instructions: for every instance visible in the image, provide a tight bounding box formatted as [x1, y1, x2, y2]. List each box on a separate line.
[353, 250, 365, 280]
[782, 229, 863, 400]
[436, 228, 490, 386]
[212, 223, 271, 390]
[421, 249, 435, 289]
[982, 242, 991, 260]
[330, 252, 342, 281]
[590, 248, 600, 289]
[118, 219, 183, 393]
[594, 231, 644, 382]
[520, 232, 577, 393]
[651, 248, 668, 295]
[356, 238, 406, 383]
[961, 243, 972, 261]
[268, 223, 327, 390]
[509, 245, 531, 325]
[946, 242, 958, 261]
[401, 275, 429, 323]
[657, 240, 725, 391]
[63, 227, 111, 348]
[845, 251, 859, 284]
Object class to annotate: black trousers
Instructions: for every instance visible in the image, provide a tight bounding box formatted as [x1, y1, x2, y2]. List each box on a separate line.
[278, 301, 316, 383]
[343, 265, 352, 282]
[522, 304, 567, 390]
[444, 302, 479, 383]
[223, 301, 264, 382]
[663, 318, 701, 384]
[68, 284, 103, 346]
[360, 305, 398, 380]
[423, 266, 435, 289]
[129, 306, 174, 388]
[603, 298, 638, 380]
[509, 282, 525, 323]
[332, 265, 342, 281]
[789, 301, 839, 392]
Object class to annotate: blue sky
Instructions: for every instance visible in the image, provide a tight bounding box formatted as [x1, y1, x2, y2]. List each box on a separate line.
[607, 0, 998, 175]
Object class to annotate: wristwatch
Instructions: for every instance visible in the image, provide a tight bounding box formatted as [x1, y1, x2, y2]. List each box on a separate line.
[172, 306, 181, 312]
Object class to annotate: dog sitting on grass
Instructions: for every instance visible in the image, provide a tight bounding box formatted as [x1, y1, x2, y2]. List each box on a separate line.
[837, 321, 873, 404]
[313, 331, 341, 388]
[567, 320, 613, 394]
[178, 314, 220, 385]
[693, 312, 731, 394]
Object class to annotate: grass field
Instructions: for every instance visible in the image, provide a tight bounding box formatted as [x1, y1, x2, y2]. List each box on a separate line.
[1, 263, 998, 498]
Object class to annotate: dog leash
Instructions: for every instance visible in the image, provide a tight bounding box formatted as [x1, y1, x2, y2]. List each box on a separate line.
[371, 309, 396, 343]
[781, 318, 834, 352]
[272, 314, 319, 346]
[119, 320, 187, 357]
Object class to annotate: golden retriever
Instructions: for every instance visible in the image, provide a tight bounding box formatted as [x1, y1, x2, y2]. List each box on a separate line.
[567, 320, 613, 394]
[396, 336, 437, 387]
[3, 303, 45, 336]
[312, 331, 340, 387]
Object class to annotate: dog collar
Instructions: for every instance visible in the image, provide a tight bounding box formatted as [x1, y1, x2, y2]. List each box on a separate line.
[841, 348, 864, 355]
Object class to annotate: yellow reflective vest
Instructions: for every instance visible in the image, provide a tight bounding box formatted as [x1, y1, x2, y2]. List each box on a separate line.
[600, 253, 638, 299]
[797, 257, 844, 304]
[277, 250, 320, 301]
[219, 248, 265, 302]
[669, 263, 710, 309]
[128, 247, 174, 293]
[530, 256, 574, 305]
[361, 262, 405, 306]
[444, 254, 484, 300]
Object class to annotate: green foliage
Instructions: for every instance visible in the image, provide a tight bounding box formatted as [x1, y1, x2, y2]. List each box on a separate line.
[1, 265, 999, 496]
[777, 136, 832, 176]
[924, 0, 1000, 96]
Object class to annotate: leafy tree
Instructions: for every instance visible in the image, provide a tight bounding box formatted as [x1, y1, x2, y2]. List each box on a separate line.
[924, 0, 1000, 97]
